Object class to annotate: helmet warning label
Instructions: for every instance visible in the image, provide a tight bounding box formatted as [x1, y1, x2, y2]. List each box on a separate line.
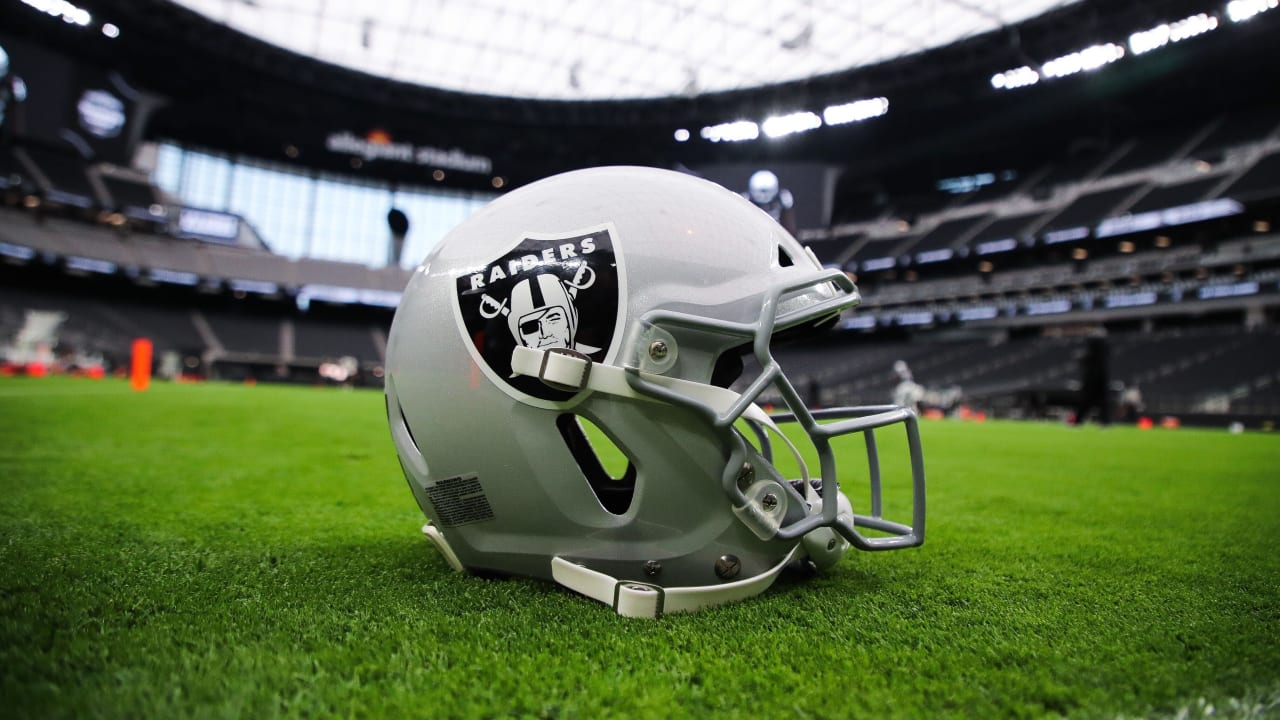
[426, 474, 495, 527]
[454, 225, 624, 404]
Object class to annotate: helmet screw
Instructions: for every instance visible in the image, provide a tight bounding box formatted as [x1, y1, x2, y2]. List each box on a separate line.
[648, 340, 669, 361]
[736, 463, 755, 491]
[762, 493, 778, 511]
[643, 560, 662, 577]
[827, 538, 838, 551]
[714, 554, 741, 580]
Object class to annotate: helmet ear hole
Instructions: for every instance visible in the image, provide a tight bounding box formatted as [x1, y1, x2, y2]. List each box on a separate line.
[556, 414, 636, 515]
[711, 350, 745, 389]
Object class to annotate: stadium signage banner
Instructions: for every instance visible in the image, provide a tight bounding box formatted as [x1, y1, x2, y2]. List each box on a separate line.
[176, 208, 240, 244]
[1095, 198, 1243, 238]
[325, 131, 493, 174]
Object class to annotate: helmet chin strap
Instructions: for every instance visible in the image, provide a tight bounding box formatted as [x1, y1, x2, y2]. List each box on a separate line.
[549, 546, 800, 619]
[508, 345, 845, 618]
[425, 517, 803, 618]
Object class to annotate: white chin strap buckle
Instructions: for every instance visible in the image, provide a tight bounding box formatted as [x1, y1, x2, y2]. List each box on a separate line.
[534, 347, 593, 392]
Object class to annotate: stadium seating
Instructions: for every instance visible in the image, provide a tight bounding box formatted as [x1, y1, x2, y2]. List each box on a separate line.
[820, 112, 1279, 281]
[907, 214, 990, 265]
[760, 322, 1280, 421]
[0, 65, 1274, 421]
[293, 320, 383, 364]
[1220, 151, 1280, 202]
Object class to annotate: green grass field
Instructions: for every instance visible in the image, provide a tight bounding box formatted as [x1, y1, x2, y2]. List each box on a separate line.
[1, 376, 1277, 719]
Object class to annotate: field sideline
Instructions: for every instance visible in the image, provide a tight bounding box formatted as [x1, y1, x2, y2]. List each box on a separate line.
[0, 376, 1277, 718]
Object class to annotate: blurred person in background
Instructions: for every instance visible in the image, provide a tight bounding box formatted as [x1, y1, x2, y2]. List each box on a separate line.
[743, 170, 797, 235]
[892, 359, 924, 414]
[1118, 383, 1144, 422]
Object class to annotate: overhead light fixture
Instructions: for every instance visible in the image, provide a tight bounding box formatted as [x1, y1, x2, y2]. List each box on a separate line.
[822, 97, 889, 125]
[695, 96, 890, 144]
[699, 121, 759, 143]
[1129, 13, 1218, 55]
[990, 66, 1040, 90]
[673, 128, 690, 142]
[992, 44, 1123, 91]
[761, 111, 822, 139]
[1041, 43, 1125, 79]
[1227, 0, 1278, 22]
[101, 22, 120, 38]
[21, 0, 91, 26]
[991, 4, 1278, 93]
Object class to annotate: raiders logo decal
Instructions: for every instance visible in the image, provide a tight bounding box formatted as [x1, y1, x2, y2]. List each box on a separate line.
[454, 224, 625, 404]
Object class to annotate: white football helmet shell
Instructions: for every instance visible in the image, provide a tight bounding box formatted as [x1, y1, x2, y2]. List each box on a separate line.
[386, 166, 924, 618]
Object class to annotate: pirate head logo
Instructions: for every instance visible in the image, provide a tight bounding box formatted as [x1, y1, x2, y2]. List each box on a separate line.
[500, 264, 599, 354]
[455, 225, 623, 403]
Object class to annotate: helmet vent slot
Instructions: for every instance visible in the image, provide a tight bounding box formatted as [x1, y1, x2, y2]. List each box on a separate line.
[777, 244, 796, 267]
[556, 414, 636, 515]
[398, 404, 421, 455]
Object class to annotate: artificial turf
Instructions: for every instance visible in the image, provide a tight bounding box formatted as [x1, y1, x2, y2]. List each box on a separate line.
[0, 376, 1277, 719]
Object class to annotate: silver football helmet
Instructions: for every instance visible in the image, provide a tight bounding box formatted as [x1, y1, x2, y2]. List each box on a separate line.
[386, 166, 925, 618]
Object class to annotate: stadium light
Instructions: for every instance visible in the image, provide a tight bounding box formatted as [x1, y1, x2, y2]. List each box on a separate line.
[990, 5, 1265, 90]
[1129, 14, 1218, 55]
[1226, 0, 1278, 22]
[21, 0, 91, 26]
[992, 44, 1124, 91]
[694, 97, 889, 144]
[102, 22, 120, 38]
[822, 97, 889, 125]
[673, 128, 690, 142]
[990, 66, 1040, 90]
[762, 111, 822, 139]
[1041, 43, 1125, 79]
[1163, 13, 1217, 41]
[699, 120, 759, 143]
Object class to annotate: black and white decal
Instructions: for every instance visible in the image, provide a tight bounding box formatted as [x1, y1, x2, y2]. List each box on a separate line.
[454, 224, 625, 404]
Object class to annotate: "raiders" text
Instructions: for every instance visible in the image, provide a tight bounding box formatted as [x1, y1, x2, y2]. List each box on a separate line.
[468, 237, 597, 290]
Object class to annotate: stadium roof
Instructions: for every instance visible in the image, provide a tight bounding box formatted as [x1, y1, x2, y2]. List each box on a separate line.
[7, 0, 1277, 189]
[167, 0, 1081, 100]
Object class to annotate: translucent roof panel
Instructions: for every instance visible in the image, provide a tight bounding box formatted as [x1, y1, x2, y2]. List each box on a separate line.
[170, 0, 1079, 100]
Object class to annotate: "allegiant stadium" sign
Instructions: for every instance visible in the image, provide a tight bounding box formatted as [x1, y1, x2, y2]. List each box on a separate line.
[325, 131, 493, 175]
